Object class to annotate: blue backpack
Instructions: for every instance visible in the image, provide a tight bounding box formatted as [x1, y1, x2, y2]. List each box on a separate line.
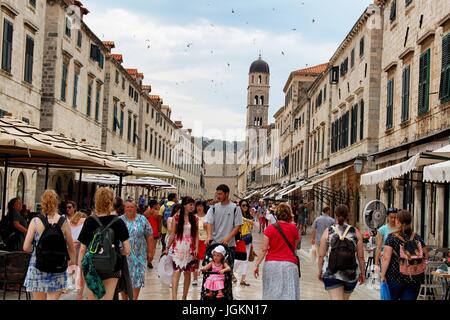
[162, 203, 172, 228]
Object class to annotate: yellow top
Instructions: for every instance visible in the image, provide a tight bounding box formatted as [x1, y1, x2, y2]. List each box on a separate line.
[159, 201, 175, 234]
[240, 217, 253, 236]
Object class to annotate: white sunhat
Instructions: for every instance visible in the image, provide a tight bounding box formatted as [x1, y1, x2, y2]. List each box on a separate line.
[158, 254, 174, 285]
[212, 245, 226, 256]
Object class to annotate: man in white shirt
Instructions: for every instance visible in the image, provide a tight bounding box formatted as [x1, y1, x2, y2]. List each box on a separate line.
[205, 184, 243, 265]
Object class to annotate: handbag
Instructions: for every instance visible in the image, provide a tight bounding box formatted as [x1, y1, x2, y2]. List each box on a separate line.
[235, 240, 247, 261]
[273, 223, 301, 278]
[380, 281, 391, 300]
[248, 245, 257, 262]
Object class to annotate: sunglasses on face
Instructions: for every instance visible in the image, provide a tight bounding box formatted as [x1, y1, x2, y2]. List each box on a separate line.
[67, 206, 73, 209]
[241, 204, 249, 207]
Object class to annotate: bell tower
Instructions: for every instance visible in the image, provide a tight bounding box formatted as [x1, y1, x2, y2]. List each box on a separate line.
[246, 54, 270, 130]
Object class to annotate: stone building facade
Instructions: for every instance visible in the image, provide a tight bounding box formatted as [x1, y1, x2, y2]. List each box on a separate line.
[371, 0, 450, 246]
[0, 0, 47, 210]
[0, 0, 205, 213]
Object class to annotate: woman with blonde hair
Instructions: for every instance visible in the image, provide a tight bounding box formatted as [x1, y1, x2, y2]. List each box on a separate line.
[78, 187, 130, 300]
[23, 190, 76, 300]
[253, 203, 300, 300]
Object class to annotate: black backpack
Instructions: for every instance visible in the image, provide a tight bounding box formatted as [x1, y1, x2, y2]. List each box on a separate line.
[89, 215, 120, 276]
[35, 215, 69, 273]
[327, 225, 358, 278]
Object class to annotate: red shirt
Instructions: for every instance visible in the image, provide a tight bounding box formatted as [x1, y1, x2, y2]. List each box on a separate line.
[145, 213, 159, 238]
[264, 221, 299, 265]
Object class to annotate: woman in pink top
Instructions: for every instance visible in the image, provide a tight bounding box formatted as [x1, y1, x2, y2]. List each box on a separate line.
[253, 203, 300, 300]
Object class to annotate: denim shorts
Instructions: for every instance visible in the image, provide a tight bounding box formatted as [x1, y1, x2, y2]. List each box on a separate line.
[323, 277, 357, 293]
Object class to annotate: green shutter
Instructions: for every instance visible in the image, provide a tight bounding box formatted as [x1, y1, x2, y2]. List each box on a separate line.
[360, 100, 364, 140]
[402, 66, 410, 122]
[440, 34, 450, 102]
[387, 79, 393, 129]
[419, 49, 431, 115]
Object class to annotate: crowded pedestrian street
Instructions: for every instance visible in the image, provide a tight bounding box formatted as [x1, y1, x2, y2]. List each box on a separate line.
[5, 225, 376, 301]
[1, 0, 450, 306]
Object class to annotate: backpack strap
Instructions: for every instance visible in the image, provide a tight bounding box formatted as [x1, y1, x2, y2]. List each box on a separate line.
[91, 215, 104, 228]
[332, 225, 351, 241]
[38, 214, 50, 228]
[103, 216, 120, 231]
[57, 216, 66, 228]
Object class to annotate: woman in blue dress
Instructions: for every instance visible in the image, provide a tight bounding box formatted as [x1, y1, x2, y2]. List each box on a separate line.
[119, 200, 154, 300]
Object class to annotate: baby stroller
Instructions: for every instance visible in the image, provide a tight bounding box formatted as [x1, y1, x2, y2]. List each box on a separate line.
[200, 243, 233, 300]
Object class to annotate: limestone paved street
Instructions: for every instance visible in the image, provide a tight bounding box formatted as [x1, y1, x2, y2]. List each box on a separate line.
[51, 226, 377, 300]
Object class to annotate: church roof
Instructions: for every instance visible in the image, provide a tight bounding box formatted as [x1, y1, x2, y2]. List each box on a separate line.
[249, 55, 270, 74]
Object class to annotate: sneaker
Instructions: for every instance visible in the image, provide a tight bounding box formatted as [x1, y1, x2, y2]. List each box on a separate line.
[192, 280, 198, 286]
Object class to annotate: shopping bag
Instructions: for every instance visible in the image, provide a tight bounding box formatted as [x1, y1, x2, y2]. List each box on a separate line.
[380, 281, 391, 300]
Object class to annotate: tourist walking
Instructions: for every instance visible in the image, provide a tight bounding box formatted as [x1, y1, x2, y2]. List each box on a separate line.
[253, 203, 300, 300]
[164, 197, 199, 300]
[66, 201, 87, 299]
[119, 200, 154, 300]
[375, 208, 399, 270]
[318, 204, 365, 300]
[193, 200, 208, 286]
[233, 200, 254, 286]
[205, 184, 243, 266]
[380, 210, 428, 300]
[23, 190, 76, 300]
[144, 199, 160, 268]
[311, 207, 335, 260]
[78, 187, 131, 300]
[159, 193, 178, 252]
[257, 200, 267, 233]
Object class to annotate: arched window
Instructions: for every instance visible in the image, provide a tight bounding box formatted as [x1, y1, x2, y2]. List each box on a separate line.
[17, 172, 25, 202]
[254, 95, 259, 105]
[260, 96, 264, 105]
[55, 176, 62, 196]
[258, 75, 262, 84]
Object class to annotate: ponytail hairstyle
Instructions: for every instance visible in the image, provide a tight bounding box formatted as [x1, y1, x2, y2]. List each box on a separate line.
[396, 210, 413, 239]
[334, 204, 349, 225]
[176, 197, 197, 240]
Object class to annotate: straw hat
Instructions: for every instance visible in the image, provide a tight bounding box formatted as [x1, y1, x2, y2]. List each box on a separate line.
[158, 254, 174, 285]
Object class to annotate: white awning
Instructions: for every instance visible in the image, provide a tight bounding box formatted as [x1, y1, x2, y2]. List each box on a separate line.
[115, 153, 184, 180]
[361, 150, 450, 186]
[281, 180, 307, 196]
[261, 186, 277, 196]
[423, 160, 450, 183]
[243, 189, 260, 200]
[302, 165, 354, 190]
[275, 183, 299, 200]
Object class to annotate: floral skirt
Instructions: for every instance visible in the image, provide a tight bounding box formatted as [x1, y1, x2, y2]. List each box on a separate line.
[172, 259, 198, 272]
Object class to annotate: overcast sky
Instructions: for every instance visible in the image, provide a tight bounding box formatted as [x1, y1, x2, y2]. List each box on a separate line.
[83, 0, 372, 141]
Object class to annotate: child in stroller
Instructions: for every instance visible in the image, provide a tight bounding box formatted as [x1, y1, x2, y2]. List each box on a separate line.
[200, 244, 233, 300]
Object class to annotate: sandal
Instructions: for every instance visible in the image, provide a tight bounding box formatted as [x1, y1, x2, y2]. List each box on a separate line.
[232, 274, 238, 283]
[240, 281, 250, 286]
[216, 291, 224, 298]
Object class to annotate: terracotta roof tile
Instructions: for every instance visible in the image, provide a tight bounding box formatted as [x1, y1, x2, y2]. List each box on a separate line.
[102, 41, 115, 49]
[126, 68, 138, 76]
[110, 54, 123, 63]
[142, 85, 151, 92]
[137, 73, 144, 79]
[293, 63, 329, 76]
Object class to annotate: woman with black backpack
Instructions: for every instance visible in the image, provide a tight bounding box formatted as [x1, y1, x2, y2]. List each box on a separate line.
[77, 187, 131, 300]
[317, 204, 365, 300]
[23, 190, 76, 300]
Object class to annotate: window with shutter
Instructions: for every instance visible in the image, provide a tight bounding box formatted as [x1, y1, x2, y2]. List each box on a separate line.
[87, 81, 92, 116]
[390, 0, 397, 22]
[77, 30, 82, 48]
[401, 66, 410, 122]
[61, 62, 68, 102]
[113, 100, 118, 132]
[418, 49, 431, 116]
[95, 85, 101, 121]
[360, 100, 364, 140]
[65, 17, 71, 37]
[24, 36, 34, 84]
[2, 19, 13, 72]
[120, 109, 124, 136]
[360, 37, 365, 58]
[439, 33, 450, 103]
[90, 44, 99, 60]
[72, 73, 79, 108]
[351, 105, 358, 144]
[127, 113, 132, 142]
[386, 79, 394, 129]
[330, 66, 339, 83]
[405, 0, 413, 7]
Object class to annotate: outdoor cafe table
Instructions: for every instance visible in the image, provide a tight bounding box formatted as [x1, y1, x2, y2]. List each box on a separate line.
[431, 271, 450, 300]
